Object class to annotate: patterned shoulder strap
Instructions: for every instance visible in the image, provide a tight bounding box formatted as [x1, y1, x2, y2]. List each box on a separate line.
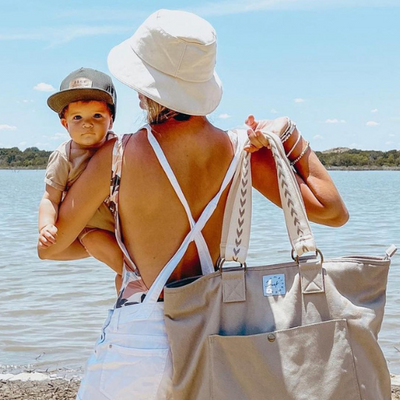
[109, 134, 130, 212]
[108, 134, 139, 273]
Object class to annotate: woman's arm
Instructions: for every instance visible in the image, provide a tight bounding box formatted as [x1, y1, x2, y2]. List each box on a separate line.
[38, 239, 90, 260]
[37, 139, 115, 259]
[245, 116, 349, 227]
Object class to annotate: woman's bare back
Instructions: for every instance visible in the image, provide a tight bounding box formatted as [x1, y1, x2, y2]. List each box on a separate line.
[118, 117, 235, 287]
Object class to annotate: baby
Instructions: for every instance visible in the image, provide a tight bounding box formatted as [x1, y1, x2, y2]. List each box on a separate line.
[38, 67, 122, 292]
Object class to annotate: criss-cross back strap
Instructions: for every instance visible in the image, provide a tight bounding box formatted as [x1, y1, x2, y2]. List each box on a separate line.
[144, 127, 246, 304]
[146, 125, 215, 275]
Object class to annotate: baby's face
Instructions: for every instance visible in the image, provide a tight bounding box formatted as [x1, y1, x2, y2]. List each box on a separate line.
[61, 101, 113, 148]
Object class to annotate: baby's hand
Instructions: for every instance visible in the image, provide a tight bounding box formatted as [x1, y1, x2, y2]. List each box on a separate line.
[38, 224, 58, 247]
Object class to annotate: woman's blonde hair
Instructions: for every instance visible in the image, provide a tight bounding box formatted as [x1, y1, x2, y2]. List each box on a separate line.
[144, 97, 190, 125]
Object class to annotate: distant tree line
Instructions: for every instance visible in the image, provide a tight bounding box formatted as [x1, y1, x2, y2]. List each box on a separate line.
[1, 146, 400, 170]
[315, 149, 400, 169]
[0, 147, 51, 169]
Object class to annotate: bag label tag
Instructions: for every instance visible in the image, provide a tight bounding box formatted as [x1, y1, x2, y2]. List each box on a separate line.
[263, 274, 286, 296]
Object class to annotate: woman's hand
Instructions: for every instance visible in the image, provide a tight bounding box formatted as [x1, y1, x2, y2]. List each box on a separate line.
[244, 115, 289, 153]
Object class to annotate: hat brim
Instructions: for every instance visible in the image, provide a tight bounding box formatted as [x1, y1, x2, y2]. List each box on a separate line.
[107, 39, 222, 116]
[47, 88, 115, 115]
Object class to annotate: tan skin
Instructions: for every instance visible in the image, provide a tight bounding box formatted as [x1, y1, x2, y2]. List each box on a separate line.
[38, 114, 348, 289]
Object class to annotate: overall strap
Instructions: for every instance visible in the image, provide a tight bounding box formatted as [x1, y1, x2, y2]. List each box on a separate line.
[145, 125, 214, 275]
[144, 129, 243, 304]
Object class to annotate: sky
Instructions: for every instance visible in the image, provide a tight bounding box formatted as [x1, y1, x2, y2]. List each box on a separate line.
[0, 0, 399, 152]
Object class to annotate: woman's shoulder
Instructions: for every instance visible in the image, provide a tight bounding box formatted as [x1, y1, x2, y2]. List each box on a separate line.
[121, 126, 149, 140]
[120, 127, 150, 147]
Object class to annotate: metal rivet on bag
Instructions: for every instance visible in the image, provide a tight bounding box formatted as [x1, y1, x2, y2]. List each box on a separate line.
[267, 333, 276, 342]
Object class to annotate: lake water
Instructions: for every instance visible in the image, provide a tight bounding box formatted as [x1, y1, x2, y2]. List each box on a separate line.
[0, 169, 399, 377]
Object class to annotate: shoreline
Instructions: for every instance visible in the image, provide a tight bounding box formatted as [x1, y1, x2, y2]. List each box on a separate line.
[0, 372, 399, 400]
[2, 166, 400, 171]
[326, 166, 400, 171]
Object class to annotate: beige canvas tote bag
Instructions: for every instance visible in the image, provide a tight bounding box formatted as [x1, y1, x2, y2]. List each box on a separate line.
[163, 130, 396, 400]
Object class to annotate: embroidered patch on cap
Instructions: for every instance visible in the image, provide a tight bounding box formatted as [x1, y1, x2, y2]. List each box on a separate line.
[68, 78, 93, 89]
[263, 274, 286, 297]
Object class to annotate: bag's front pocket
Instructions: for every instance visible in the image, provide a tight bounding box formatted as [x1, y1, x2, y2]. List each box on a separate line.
[99, 343, 169, 400]
[209, 319, 361, 400]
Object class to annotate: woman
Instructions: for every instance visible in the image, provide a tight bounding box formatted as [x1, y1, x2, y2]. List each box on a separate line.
[38, 9, 348, 400]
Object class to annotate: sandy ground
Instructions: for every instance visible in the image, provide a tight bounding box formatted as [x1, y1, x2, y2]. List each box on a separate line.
[0, 379, 80, 400]
[0, 379, 399, 400]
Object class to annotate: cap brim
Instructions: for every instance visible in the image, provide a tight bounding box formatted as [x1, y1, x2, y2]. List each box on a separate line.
[107, 39, 222, 116]
[47, 88, 115, 115]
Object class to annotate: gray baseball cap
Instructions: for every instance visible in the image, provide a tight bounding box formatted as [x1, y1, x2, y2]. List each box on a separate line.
[47, 67, 117, 119]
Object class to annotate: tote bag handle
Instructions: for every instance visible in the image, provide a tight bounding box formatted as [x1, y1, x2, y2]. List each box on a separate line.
[220, 130, 317, 264]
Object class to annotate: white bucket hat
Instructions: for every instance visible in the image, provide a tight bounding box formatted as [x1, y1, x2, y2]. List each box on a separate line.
[107, 9, 222, 116]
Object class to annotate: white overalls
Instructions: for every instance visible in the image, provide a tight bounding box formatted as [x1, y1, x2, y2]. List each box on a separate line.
[76, 125, 245, 400]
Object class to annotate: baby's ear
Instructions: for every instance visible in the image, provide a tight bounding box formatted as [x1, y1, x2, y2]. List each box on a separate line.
[109, 118, 114, 130]
[60, 118, 68, 130]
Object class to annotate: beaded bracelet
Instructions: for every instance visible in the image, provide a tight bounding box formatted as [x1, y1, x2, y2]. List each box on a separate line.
[290, 141, 310, 166]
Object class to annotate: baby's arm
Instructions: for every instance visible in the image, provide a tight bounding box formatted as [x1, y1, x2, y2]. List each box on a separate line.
[38, 184, 62, 247]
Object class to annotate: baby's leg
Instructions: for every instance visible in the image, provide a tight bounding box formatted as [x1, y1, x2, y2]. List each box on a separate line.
[79, 229, 123, 276]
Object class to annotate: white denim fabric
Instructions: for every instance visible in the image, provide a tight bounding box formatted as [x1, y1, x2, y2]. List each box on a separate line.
[76, 305, 173, 400]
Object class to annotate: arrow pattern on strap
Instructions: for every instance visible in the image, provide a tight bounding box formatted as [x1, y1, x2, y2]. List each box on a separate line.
[232, 152, 250, 261]
[269, 138, 310, 255]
